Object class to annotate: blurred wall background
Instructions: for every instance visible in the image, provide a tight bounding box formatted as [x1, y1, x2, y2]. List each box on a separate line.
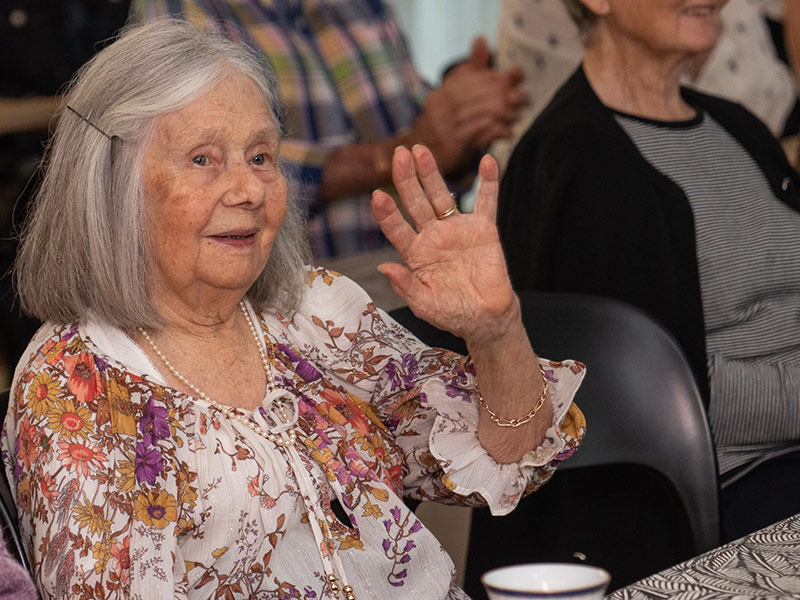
[385, 0, 501, 84]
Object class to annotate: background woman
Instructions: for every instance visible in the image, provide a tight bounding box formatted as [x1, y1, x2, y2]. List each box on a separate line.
[490, 0, 799, 173]
[498, 0, 800, 542]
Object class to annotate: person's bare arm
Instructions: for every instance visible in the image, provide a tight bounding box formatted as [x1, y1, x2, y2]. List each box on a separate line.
[0, 96, 61, 135]
[317, 38, 526, 203]
[784, 1, 800, 169]
[786, 0, 800, 82]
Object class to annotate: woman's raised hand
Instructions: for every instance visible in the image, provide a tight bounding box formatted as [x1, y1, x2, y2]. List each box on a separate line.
[371, 145, 518, 346]
[374, 145, 553, 464]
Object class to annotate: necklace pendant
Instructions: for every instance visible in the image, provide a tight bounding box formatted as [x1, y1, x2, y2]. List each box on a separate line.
[252, 387, 299, 437]
[138, 301, 300, 449]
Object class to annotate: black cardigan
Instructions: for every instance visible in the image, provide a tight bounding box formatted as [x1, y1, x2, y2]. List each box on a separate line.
[498, 66, 800, 405]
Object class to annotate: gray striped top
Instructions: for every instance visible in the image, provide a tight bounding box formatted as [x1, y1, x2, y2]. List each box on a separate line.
[616, 111, 800, 484]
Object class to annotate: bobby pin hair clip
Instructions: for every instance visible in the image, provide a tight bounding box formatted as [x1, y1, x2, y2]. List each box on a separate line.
[66, 105, 121, 142]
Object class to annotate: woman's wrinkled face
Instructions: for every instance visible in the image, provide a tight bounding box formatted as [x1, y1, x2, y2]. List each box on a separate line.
[141, 74, 286, 302]
[603, 0, 728, 55]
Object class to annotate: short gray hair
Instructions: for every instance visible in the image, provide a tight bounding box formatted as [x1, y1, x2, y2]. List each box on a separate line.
[15, 18, 311, 330]
[562, 0, 599, 38]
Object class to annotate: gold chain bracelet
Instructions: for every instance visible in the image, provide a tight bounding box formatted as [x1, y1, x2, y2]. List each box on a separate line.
[476, 364, 549, 428]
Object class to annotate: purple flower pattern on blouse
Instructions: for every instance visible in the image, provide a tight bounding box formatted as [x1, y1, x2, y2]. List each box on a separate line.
[400, 354, 419, 388]
[381, 505, 423, 586]
[139, 396, 170, 443]
[444, 380, 473, 403]
[134, 396, 169, 484]
[279, 343, 321, 382]
[385, 353, 422, 394]
[135, 442, 165, 485]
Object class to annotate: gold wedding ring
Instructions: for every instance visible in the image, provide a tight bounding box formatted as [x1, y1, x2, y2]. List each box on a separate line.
[435, 204, 459, 220]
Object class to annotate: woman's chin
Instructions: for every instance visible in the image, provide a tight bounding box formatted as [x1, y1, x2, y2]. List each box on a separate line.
[681, 27, 723, 53]
[197, 244, 271, 292]
[192, 265, 266, 296]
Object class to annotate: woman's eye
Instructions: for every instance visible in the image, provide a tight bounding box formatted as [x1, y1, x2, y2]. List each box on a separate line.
[251, 153, 269, 166]
[192, 155, 208, 166]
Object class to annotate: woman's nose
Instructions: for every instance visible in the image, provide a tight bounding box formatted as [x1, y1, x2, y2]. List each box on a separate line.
[223, 161, 265, 206]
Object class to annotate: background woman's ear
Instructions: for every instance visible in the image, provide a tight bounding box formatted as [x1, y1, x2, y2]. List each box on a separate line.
[579, 0, 611, 18]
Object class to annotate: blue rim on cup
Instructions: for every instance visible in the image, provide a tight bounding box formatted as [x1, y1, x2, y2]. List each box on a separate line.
[481, 563, 611, 599]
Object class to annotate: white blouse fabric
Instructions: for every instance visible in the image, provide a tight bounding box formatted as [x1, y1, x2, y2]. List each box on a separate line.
[2, 269, 586, 600]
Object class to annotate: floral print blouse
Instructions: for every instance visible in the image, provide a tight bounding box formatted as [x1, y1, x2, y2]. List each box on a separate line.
[2, 269, 585, 600]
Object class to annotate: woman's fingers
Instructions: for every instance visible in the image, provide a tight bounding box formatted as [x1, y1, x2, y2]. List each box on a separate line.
[410, 145, 457, 219]
[473, 154, 499, 222]
[383, 145, 497, 225]
[391, 146, 436, 227]
[371, 188, 417, 256]
[390, 145, 458, 226]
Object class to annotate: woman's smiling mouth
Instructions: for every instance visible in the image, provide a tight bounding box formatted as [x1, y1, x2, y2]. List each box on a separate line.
[210, 230, 258, 246]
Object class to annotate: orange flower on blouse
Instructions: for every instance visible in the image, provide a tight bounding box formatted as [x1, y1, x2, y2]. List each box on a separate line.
[63, 352, 104, 404]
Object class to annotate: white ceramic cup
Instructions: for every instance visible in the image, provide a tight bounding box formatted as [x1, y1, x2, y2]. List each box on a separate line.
[481, 563, 611, 600]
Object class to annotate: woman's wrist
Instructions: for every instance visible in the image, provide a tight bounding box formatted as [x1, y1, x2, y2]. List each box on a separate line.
[475, 362, 549, 428]
[464, 293, 523, 356]
[466, 298, 553, 463]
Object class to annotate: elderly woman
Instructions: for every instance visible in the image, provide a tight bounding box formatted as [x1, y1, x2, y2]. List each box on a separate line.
[2, 19, 584, 600]
[498, 0, 800, 542]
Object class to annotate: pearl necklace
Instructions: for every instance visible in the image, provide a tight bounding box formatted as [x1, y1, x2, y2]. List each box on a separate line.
[138, 302, 300, 447]
[139, 304, 359, 598]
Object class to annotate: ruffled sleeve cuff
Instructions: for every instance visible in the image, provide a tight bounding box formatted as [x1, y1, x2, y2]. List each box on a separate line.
[423, 359, 586, 516]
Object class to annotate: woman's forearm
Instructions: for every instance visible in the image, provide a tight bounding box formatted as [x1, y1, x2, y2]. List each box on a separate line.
[467, 297, 554, 464]
[784, 1, 800, 170]
[318, 60, 524, 204]
[785, 1, 800, 85]
[0, 96, 60, 135]
[318, 136, 407, 203]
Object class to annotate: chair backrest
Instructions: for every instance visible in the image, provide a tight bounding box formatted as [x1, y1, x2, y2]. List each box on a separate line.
[389, 292, 720, 591]
[0, 388, 30, 574]
[516, 293, 719, 549]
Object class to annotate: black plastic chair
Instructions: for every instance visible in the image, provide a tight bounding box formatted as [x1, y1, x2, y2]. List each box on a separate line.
[389, 292, 719, 593]
[0, 388, 30, 574]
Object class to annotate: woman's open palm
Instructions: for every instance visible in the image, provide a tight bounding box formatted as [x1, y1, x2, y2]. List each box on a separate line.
[371, 145, 516, 345]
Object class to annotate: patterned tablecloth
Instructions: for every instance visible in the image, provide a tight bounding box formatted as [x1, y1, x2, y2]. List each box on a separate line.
[607, 513, 800, 599]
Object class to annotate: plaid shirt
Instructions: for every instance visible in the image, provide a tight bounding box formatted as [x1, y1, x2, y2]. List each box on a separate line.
[131, 0, 428, 257]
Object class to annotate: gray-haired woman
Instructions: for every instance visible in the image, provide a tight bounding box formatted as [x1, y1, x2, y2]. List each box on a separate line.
[2, 19, 584, 599]
[499, 0, 800, 543]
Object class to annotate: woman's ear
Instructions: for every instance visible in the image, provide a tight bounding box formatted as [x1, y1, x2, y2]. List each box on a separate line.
[579, 0, 611, 18]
